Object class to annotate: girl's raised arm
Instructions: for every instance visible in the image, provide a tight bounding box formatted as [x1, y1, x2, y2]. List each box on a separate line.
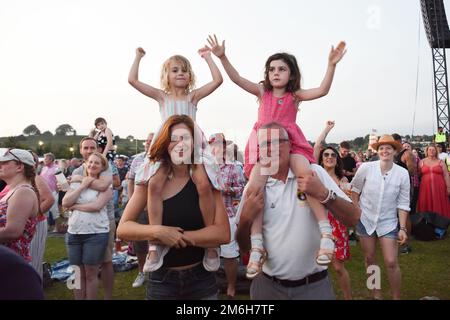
[191, 46, 223, 105]
[314, 121, 335, 160]
[208, 35, 261, 98]
[296, 41, 346, 101]
[128, 47, 165, 104]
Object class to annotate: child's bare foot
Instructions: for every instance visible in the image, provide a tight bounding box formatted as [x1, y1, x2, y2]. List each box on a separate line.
[206, 248, 218, 259]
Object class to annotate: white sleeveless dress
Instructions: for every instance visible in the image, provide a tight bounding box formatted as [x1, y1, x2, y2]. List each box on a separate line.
[134, 93, 224, 190]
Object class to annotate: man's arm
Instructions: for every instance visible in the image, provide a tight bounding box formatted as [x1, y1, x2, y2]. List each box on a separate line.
[89, 175, 113, 191]
[297, 172, 360, 227]
[235, 189, 264, 252]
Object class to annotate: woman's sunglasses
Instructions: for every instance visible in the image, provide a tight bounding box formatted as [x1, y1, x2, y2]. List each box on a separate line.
[323, 152, 337, 158]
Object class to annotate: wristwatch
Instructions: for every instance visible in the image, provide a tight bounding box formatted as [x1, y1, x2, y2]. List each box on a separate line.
[320, 189, 338, 204]
[328, 190, 338, 203]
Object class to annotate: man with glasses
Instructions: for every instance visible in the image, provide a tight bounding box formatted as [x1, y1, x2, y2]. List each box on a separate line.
[236, 122, 360, 300]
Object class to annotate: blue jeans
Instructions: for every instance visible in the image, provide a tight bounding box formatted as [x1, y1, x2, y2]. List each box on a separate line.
[356, 221, 398, 239]
[66, 232, 109, 265]
[146, 263, 218, 300]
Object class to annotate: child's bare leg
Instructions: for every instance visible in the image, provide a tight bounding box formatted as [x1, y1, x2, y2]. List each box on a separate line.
[246, 163, 268, 278]
[290, 154, 334, 265]
[192, 164, 215, 226]
[191, 164, 219, 267]
[146, 164, 169, 265]
[248, 208, 264, 272]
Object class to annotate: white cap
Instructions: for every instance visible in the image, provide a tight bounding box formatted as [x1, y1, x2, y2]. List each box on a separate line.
[0, 148, 35, 166]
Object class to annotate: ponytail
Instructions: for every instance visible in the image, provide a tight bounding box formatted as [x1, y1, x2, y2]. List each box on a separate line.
[24, 164, 42, 215]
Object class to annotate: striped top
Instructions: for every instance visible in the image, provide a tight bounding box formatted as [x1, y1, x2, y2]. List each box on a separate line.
[159, 93, 197, 121]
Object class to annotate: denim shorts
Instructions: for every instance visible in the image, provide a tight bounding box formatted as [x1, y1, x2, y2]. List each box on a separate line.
[146, 262, 218, 300]
[356, 221, 398, 239]
[66, 232, 109, 266]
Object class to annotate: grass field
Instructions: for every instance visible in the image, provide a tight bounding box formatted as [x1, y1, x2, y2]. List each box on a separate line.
[43, 235, 450, 300]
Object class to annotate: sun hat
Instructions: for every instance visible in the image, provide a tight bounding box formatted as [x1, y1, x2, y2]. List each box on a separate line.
[370, 135, 402, 152]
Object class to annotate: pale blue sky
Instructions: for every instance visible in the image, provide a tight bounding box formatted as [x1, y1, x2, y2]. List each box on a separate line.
[0, 0, 446, 149]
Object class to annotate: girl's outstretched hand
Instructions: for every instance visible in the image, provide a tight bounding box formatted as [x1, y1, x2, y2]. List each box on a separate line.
[136, 47, 146, 58]
[206, 34, 225, 58]
[198, 46, 211, 58]
[325, 120, 335, 131]
[328, 41, 346, 66]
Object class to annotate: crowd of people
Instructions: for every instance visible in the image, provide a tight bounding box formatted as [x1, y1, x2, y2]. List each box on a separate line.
[1, 34, 450, 300]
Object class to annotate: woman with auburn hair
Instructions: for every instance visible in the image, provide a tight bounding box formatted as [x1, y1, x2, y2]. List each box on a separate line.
[63, 152, 112, 300]
[0, 148, 40, 262]
[118, 114, 230, 300]
[416, 144, 450, 221]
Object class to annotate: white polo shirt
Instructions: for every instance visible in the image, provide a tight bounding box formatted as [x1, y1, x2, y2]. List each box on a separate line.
[236, 164, 350, 281]
[351, 161, 410, 236]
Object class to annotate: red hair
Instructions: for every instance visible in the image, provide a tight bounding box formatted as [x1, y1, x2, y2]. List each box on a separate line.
[149, 115, 196, 165]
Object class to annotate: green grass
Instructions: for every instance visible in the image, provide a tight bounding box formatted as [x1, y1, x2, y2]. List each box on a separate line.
[44, 236, 450, 300]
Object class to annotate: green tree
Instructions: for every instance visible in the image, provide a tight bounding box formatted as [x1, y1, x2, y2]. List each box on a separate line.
[2, 136, 27, 149]
[55, 124, 75, 136]
[42, 131, 53, 137]
[353, 137, 366, 149]
[23, 124, 41, 136]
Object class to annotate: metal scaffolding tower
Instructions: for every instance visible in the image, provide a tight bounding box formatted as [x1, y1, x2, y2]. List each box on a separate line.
[421, 0, 450, 132]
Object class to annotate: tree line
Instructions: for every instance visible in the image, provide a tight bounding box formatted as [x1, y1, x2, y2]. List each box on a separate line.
[1, 124, 435, 159]
[0, 124, 141, 159]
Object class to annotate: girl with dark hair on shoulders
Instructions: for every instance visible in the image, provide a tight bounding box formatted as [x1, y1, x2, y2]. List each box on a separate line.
[90, 117, 117, 162]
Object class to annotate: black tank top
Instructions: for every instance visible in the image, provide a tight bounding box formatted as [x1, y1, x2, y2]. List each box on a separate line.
[395, 149, 408, 170]
[162, 179, 205, 268]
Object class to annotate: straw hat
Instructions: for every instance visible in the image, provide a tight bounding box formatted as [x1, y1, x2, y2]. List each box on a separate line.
[370, 134, 402, 152]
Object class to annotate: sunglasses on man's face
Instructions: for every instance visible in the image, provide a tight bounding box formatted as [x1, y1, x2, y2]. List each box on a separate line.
[323, 152, 337, 158]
